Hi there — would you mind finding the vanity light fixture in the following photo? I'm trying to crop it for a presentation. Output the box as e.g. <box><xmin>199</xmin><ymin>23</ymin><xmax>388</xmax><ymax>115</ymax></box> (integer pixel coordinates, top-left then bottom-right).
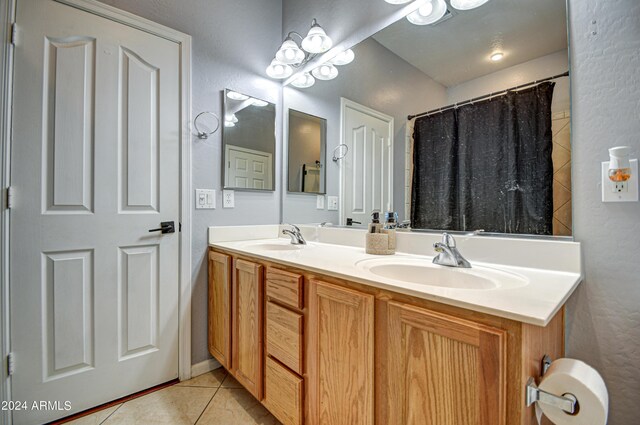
<box><xmin>268</xmin><ymin>19</ymin><xmax>355</xmax><ymax>88</ymax></box>
<box><xmin>384</xmin><ymin>0</ymin><xmax>412</xmax><ymax>4</ymax></box>
<box><xmin>311</xmin><ymin>63</ymin><xmax>339</xmax><ymax>81</ymax></box>
<box><xmin>301</xmin><ymin>19</ymin><xmax>333</xmax><ymax>54</ymax></box>
<box><xmin>407</xmin><ymin>0</ymin><xmax>447</xmax><ymax>25</ymax></box>
<box><xmin>450</xmin><ymin>0</ymin><xmax>491</xmax><ymax>10</ymax></box>
<box><xmin>250</xmin><ymin>98</ymin><xmax>269</xmax><ymax>107</ymax></box>
<box><xmin>329</xmin><ymin>49</ymin><xmax>355</xmax><ymax>66</ymax></box>
<box><xmin>275</xmin><ymin>38</ymin><xmax>306</xmax><ymax>64</ymax></box>
<box><xmin>224</xmin><ymin>120</ymin><xmax>235</xmax><ymax>128</ymax></box>
<box><xmin>266</xmin><ymin>59</ymin><xmax>293</xmax><ymax>79</ymax></box>
<box><xmin>490</xmin><ymin>52</ymin><xmax>504</xmax><ymax>62</ymax></box>
<box><xmin>291</xmin><ymin>72</ymin><xmax>316</xmax><ymax>88</ymax></box>
<box><xmin>226</xmin><ymin>90</ymin><xmax>250</xmax><ymax>101</ymax></box>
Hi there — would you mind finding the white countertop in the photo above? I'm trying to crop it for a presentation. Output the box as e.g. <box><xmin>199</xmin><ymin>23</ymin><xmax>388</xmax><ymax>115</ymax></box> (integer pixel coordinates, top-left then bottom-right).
<box><xmin>209</xmin><ymin>225</ymin><xmax>583</xmax><ymax>326</ymax></box>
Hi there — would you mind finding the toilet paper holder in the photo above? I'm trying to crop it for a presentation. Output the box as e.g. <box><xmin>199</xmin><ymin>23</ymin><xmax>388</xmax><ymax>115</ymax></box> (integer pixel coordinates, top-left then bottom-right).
<box><xmin>526</xmin><ymin>355</ymin><xmax>578</xmax><ymax>414</ymax></box>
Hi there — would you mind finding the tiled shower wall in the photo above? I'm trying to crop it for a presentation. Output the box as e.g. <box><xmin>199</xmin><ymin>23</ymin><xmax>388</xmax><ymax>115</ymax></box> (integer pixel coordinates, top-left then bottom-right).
<box><xmin>552</xmin><ymin>111</ymin><xmax>572</xmax><ymax>236</ymax></box>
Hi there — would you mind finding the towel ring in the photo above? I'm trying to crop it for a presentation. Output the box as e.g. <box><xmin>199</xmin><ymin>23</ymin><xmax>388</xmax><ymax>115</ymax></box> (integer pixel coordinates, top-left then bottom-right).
<box><xmin>332</xmin><ymin>144</ymin><xmax>349</xmax><ymax>162</ymax></box>
<box><xmin>194</xmin><ymin>111</ymin><xmax>220</xmax><ymax>139</ymax></box>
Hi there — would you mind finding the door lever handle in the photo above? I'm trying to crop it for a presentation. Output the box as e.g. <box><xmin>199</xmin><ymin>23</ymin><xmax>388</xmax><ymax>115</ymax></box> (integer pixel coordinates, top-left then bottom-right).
<box><xmin>148</xmin><ymin>221</ymin><xmax>175</xmax><ymax>234</ymax></box>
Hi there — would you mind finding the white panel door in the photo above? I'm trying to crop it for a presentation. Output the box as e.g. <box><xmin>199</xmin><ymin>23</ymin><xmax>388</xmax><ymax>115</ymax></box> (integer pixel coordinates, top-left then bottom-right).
<box><xmin>10</xmin><ymin>1</ymin><xmax>181</xmax><ymax>423</ymax></box>
<box><xmin>341</xmin><ymin>99</ymin><xmax>394</xmax><ymax>225</ymax></box>
<box><xmin>225</xmin><ymin>144</ymin><xmax>273</xmax><ymax>190</ymax></box>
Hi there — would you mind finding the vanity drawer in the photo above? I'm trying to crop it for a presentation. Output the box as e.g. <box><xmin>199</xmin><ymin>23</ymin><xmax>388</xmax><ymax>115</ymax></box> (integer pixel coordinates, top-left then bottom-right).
<box><xmin>263</xmin><ymin>356</ymin><xmax>303</xmax><ymax>425</ymax></box>
<box><xmin>266</xmin><ymin>301</ymin><xmax>303</xmax><ymax>374</ymax></box>
<box><xmin>266</xmin><ymin>268</ymin><xmax>303</xmax><ymax>310</ymax></box>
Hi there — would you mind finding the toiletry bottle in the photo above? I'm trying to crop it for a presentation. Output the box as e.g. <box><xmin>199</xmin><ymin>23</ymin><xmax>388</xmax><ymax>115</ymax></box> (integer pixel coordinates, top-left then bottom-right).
<box><xmin>366</xmin><ymin>210</ymin><xmax>391</xmax><ymax>255</ymax></box>
<box><xmin>383</xmin><ymin>211</ymin><xmax>397</xmax><ymax>254</ymax></box>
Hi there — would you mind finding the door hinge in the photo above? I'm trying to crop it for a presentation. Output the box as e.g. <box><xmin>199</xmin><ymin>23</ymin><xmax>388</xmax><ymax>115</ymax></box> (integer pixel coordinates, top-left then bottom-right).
<box><xmin>7</xmin><ymin>352</ymin><xmax>15</xmax><ymax>376</ymax></box>
<box><xmin>10</xmin><ymin>23</ymin><xmax>17</xmax><ymax>45</ymax></box>
<box><xmin>5</xmin><ymin>186</ymin><xmax>14</xmax><ymax>209</ymax></box>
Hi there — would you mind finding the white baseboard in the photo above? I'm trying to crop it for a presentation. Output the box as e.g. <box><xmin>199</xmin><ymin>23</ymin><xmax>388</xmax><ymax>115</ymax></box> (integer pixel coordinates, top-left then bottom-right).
<box><xmin>190</xmin><ymin>358</ymin><xmax>222</xmax><ymax>378</ymax></box>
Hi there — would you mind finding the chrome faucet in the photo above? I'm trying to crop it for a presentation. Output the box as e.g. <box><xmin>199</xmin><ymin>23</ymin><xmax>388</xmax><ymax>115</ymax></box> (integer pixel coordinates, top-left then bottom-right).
<box><xmin>282</xmin><ymin>224</ymin><xmax>306</xmax><ymax>245</ymax></box>
<box><xmin>433</xmin><ymin>233</ymin><xmax>471</xmax><ymax>268</ymax></box>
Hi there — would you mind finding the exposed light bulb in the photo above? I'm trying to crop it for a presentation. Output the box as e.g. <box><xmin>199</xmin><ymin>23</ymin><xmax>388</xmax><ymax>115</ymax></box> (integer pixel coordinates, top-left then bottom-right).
<box><xmin>330</xmin><ymin>49</ymin><xmax>355</xmax><ymax>66</ymax></box>
<box><xmin>311</xmin><ymin>63</ymin><xmax>338</xmax><ymax>80</ymax></box>
<box><xmin>250</xmin><ymin>98</ymin><xmax>269</xmax><ymax>107</ymax></box>
<box><xmin>407</xmin><ymin>0</ymin><xmax>447</xmax><ymax>25</ymax></box>
<box><xmin>450</xmin><ymin>0</ymin><xmax>491</xmax><ymax>11</ymax></box>
<box><xmin>291</xmin><ymin>72</ymin><xmax>316</xmax><ymax>88</ymax></box>
<box><xmin>301</xmin><ymin>20</ymin><xmax>333</xmax><ymax>53</ymax></box>
<box><xmin>226</xmin><ymin>90</ymin><xmax>249</xmax><ymax>101</ymax></box>
<box><xmin>275</xmin><ymin>38</ymin><xmax>305</xmax><ymax>65</ymax></box>
<box><xmin>224</xmin><ymin>121</ymin><xmax>235</xmax><ymax>128</ymax></box>
<box><xmin>266</xmin><ymin>59</ymin><xmax>293</xmax><ymax>79</ymax></box>
<box><xmin>418</xmin><ymin>2</ymin><xmax>434</xmax><ymax>16</ymax></box>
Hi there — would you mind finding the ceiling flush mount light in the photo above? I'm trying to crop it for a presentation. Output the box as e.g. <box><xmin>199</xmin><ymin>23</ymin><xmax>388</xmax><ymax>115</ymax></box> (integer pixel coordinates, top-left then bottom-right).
<box><xmin>490</xmin><ymin>52</ymin><xmax>504</xmax><ymax>62</ymax></box>
<box><xmin>266</xmin><ymin>59</ymin><xmax>293</xmax><ymax>79</ymax></box>
<box><xmin>301</xmin><ymin>19</ymin><xmax>333</xmax><ymax>54</ymax></box>
<box><xmin>407</xmin><ymin>0</ymin><xmax>447</xmax><ymax>25</ymax></box>
<box><xmin>275</xmin><ymin>38</ymin><xmax>305</xmax><ymax>65</ymax></box>
<box><xmin>226</xmin><ymin>90</ymin><xmax>249</xmax><ymax>101</ymax></box>
<box><xmin>291</xmin><ymin>72</ymin><xmax>316</xmax><ymax>88</ymax></box>
<box><xmin>330</xmin><ymin>49</ymin><xmax>355</xmax><ymax>66</ymax></box>
<box><xmin>450</xmin><ymin>0</ymin><xmax>491</xmax><ymax>11</ymax></box>
<box><xmin>312</xmin><ymin>63</ymin><xmax>338</xmax><ymax>81</ymax></box>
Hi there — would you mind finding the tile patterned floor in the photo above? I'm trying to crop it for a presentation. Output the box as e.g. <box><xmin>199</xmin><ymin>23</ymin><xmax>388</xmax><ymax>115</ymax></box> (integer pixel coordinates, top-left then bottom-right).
<box><xmin>67</xmin><ymin>370</ymin><xmax>281</xmax><ymax>425</ymax></box>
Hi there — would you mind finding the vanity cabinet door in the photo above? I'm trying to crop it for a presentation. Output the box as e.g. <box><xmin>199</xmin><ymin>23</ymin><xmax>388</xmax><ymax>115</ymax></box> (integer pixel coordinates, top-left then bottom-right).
<box><xmin>308</xmin><ymin>280</ymin><xmax>374</xmax><ymax>425</ymax></box>
<box><xmin>232</xmin><ymin>259</ymin><xmax>265</xmax><ymax>400</ymax></box>
<box><xmin>386</xmin><ymin>301</ymin><xmax>507</xmax><ymax>425</ymax></box>
<box><xmin>208</xmin><ymin>250</ymin><xmax>232</xmax><ymax>369</ymax></box>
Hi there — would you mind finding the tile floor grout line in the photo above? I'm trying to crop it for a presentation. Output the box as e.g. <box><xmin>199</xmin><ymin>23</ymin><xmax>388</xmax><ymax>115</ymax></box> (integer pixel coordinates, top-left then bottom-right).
<box><xmin>98</xmin><ymin>403</ymin><xmax>123</xmax><ymax>425</ymax></box>
<box><xmin>193</xmin><ymin>385</ymin><xmax>223</xmax><ymax>425</ymax></box>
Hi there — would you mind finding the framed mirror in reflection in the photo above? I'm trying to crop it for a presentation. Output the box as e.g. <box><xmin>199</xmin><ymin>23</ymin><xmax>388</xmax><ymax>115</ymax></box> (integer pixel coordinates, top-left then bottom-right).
<box><xmin>287</xmin><ymin>110</ymin><xmax>327</xmax><ymax>194</ymax></box>
<box><xmin>282</xmin><ymin>0</ymin><xmax>571</xmax><ymax>238</ymax></box>
<box><xmin>223</xmin><ymin>89</ymin><xmax>276</xmax><ymax>191</ymax></box>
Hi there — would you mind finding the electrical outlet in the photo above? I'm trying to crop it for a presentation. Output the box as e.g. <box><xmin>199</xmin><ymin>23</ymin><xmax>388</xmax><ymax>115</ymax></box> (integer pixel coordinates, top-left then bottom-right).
<box><xmin>327</xmin><ymin>196</ymin><xmax>338</xmax><ymax>211</ymax></box>
<box><xmin>602</xmin><ymin>160</ymin><xmax>639</xmax><ymax>202</ymax></box>
<box><xmin>223</xmin><ymin>190</ymin><xmax>235</xmax><ymax>208</ymax></box>
<box><xmin>316</xmin><ymin>195</ymin><xmax>325</xmax><ymax>209</ymax></box>
<box><xmin>195</xmin><ymin>189</ymin><xmax>215</xmax><ymax>209</ymax></box>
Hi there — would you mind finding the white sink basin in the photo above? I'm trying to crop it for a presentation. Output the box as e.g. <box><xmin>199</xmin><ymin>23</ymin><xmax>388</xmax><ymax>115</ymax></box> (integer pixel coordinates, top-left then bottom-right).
<box><xmin>355</xmin><ymin>257</ymin><xmax>528</xmax><ymax>290</ymax></box>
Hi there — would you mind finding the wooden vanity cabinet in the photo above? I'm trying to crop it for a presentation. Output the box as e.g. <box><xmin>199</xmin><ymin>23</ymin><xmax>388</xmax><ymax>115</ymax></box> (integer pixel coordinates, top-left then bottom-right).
<box><xmin>231</xmin><ymin>259</ymin><xmax>264</xmax><ymax>399</ymax></box>
<box><xmin>385</xmin><ymin>301</ymin><xmax>507</xmax><ymax>425</ymax></box>
<box><xmin>307</xmin><ymin>280</ymin><xmax>375</xmax><ymax>425</ymax></box>
<box><xmin>207</xmin><ymin>248</ymin><xmax>563</xmax><ymax>425</ymax></box>
<box><xmin>207</xmin><ymin>251</ymin><xmax>232</xmax><ymax>369</ymax></box>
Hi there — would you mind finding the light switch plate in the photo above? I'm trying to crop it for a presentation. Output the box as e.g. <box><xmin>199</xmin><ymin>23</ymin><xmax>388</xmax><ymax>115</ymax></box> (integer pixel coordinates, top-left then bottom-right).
<box><xmin>195</xmin><ymin>189</ymin><xmax>215</xmax><ymax>209</ymax></box>
<box><xmin>602</xmin><ymin>160</ymin><xmax>639</xmax><ymax>202</ymax></box>
<box><xmin>223</xmin><ymin>190</ymin><xmax>235</xmax><ymax>208</ymax></box>
<box><xmin>316</xmin><ymin>195</ymin><xmax>325</xmax><ymax>209</ymax></box>
<box><xmin>327</xmin><ymin>196</ymin><xmax>338</xmax><ymax>211</ymax></box>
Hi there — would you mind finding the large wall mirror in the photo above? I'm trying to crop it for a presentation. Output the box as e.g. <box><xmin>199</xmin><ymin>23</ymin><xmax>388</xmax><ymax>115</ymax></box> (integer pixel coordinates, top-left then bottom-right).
<box><xmin>223</xmin><ymin>89</ymin><xmax>276</xmax><ymax>191</ymax></box>
<box><xmin>282</xmin><ymin>0</ymin><xmax>571</xmax><ymax>237</ymax></box>
<box><xmin>287</xmin><ymin>109</ymin><xmax>327</xmax><ymax>194</ymax></box>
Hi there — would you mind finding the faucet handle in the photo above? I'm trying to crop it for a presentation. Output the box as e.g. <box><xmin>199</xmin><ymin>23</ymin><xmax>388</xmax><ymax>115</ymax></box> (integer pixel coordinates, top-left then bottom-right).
<box><xmin>442</xmin><ymin>232</ymin><xmax>456</xmax><ymax>247</ymax></box>
<box><xmin>286</xmin><ymin>223</ymin><xmax>301</xmax><ymax>233</ymax></box>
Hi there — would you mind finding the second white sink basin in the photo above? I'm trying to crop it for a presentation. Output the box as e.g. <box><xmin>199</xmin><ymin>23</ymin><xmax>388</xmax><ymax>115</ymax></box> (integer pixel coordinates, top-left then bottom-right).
<box><xmin>356</xmin><ymin>257</ymin><xmax>528</xmax><ymax>290</ymax></box>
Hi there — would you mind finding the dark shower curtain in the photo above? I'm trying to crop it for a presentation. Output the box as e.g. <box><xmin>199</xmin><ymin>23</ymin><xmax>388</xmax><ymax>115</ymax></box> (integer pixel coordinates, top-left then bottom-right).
<box><xmin>411</xmin><ymin>82</ymin><xmax>555</xmax><ymax>235</ymax></box>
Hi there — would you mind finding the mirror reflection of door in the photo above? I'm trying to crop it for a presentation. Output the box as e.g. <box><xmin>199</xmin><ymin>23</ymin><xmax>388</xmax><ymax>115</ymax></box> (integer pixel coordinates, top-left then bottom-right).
<box><xmin>223</xmin><ymin>89</ymin><xmax>276</xmax><ymax>191</ymax></box>
<box><xmin>287</xmin><ymin>109</ymin><xmax>327</xmax><ymax>194</ymax></box>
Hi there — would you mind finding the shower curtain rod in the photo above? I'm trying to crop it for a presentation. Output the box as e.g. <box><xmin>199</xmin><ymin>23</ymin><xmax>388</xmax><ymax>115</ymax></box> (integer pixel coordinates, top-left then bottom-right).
<box><xmin>407</xmin><ymin>71</ymin><xmax>570</xmax><ymax>121</ymax></box>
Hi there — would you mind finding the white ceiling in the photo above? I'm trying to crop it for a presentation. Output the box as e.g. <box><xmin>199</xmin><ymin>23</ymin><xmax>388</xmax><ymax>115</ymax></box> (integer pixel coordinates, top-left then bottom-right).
<box><xmin>372</xmin><ymin>0</ymin><xmax>568</xmax><ymax>87</ymax></box>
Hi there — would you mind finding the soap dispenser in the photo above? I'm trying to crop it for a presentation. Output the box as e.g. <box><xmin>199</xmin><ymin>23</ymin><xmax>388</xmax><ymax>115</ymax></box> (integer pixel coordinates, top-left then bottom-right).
<box><xmin>366</xmin><ymin>210</ymin><xmax>393</xmax><ymax>255</ymax></box>
<box><xmin>382</xmin><ymin>211</ymin><xmax>397</xmax><ymax>254</ymax></box>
